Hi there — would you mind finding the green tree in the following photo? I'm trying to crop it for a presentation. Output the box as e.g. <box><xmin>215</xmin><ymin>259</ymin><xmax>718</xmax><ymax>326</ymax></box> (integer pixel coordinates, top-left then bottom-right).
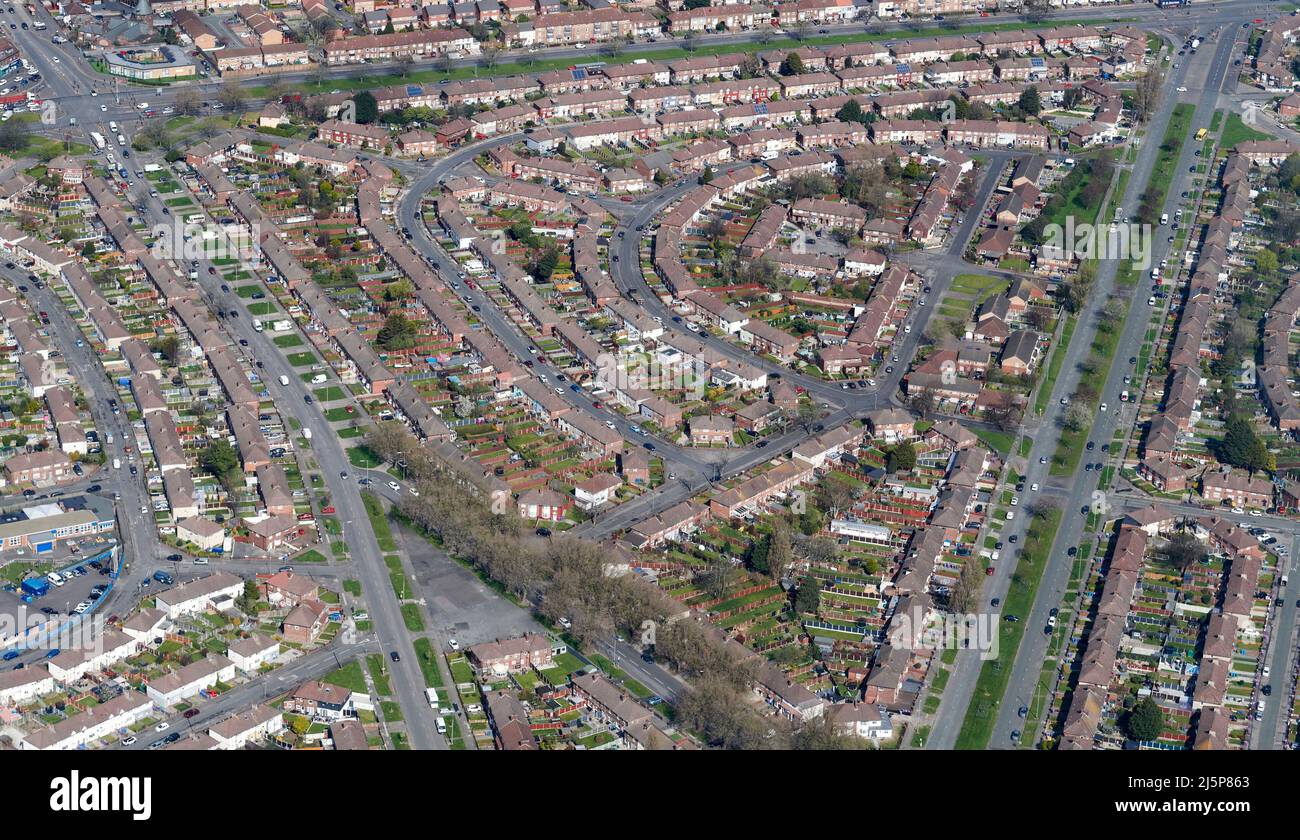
<box><xmin>837</xmin><ymin>99</ymin><xmax>867</xmax><ymax>126</ymax></box>
<box><xmin>1124</xmin><ymin>696</ymin><xmax>1164</xmax><ymax>742</ymax></box>
<box><xmin>376</xmin><ymin>312</ymin><xmax>417</xmax><ymax>350</ymax></box>
<box><xmin>886</xmin><ymin>442</ymin><xmax>917</xmax><ymax>473</ymax></box>
<box><xmin>1256</xmin><ymin>249</ymin><xmax>1279</xmax><ymax>276</ymax></box>
<box><xmin>794</xmin><ymin>578</ymin><xmax>820</xmax><ymax>614</ymax></box>
<box><xmin>200</xmin><ymin>439</ymin><xmax>241</xmax><ymax>494</ymax></box>
<box><xmin>1219</xmin><ymin>414</ymin><xmax>1274</xmax><ymax>475</ymax></box>
<box><xmin>779</xmin><ymin>52</ymin><xmax>805</xmax><ymax>76</ymax></box>
<box><xmin>353</xmin><ymin>91</ymin><xmax>379</xmax><ymax>125</ymax></box>
<box><xmin>1018</xmin><ymin>85</ymin><xmax>1041</xmax><ymax>117</ymax></box>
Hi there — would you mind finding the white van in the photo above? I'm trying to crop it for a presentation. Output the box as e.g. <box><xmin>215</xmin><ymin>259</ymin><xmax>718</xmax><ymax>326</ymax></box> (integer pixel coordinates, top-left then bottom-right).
<box><xmin>278</xmin><ymin>375</ymin><xmax>289</xmax><ymax>387</ymax></box>
<box><xmin>47</xmin><ymin>572</ymin><xmax>64</xmax><ymax>587</ymax></box>
<box><xmin>302</xmin><ymin>428</ymin><xmax>313</xmax><ymax>440</ymax></box>
<box><xmin>310</xmin><ymin>373</ymin><xmax>327</xmax><ymax>384</ymax></box>
<box><xmin>1160</xmin><ymin>213</ymin><xmax>1169</xmax><ymax>225</ymax></box>
<box><xmin>425</xmin><ymin>687</ymin><xmax>440</xmax><ymax>709</ymax></box>
<box><xmin>108</xmin><ymin>120</ymin><xmax>118</xmax><ymax>132</ymax></box>
<box><xmin>435</xmin><ymin>718</ymin><xmax>447</xmax><ymax>735</ymax></box>
<box><xmin>113</xmin><ymin>457</ymin><xmax>121</xmax><ymax>470</ymax></box>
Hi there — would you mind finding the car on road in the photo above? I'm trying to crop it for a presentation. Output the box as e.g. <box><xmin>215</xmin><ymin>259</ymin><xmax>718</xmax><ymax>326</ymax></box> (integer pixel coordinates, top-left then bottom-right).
<box><xmin>389</xmin><ymin>650</ymin><xmax>400</xmax><ymax>662</ymax></box>
<box><xmin>184</xmin><ymin>708</ymin><xmax>200</xmax><ymax>718</ymax></box>
<box><xmin>1018</xmin><ymin>706</ymin><xmax>1028</xmax><ymax>718</ymax></box>
<box><xmin>149</xmin><ymin>739</ymin><xmax>164</xmax><ymax>749</ymax></box>
<box><xmin>388</xmin><ymin>481</ymin><xmax>400</xmax><ymax>492</ymax></box>
<box><xmin>121</xmin><ymin>736</ymin><xmax>137</xmax><ymax>746</ymax></box>
<box><xmin>155</xmin><ymin>721</ymin><xmax>169</xmax><ymax>732</ymax></box>
<box><xmin>448</xmin><ymin>639</ymin><xmax>460</xmax><ymax>650</ymax></box>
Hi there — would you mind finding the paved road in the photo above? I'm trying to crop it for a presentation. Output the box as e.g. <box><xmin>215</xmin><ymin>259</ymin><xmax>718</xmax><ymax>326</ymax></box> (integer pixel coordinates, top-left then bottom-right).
<box><xmin>121</xmin><ymin>637</ymin><xmax>378</xmax><ymax>750</ymax></box>
<box><xmin>981</xmin><ymin>23</ymin><xmax>1249</xmax><ymax>750</ymax></box>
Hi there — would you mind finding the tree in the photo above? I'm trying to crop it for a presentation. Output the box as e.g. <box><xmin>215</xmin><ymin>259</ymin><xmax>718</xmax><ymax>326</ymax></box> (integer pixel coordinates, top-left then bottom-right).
<box><xmin>482</xmin><ymin>44</ymin><xmax>503</xmax><ymax>69</ymax></box>
<box><xmin>779</xmin><ymin>52</ymin><xmax>805</xmax><ymax>76</ymax></box>
<box><xmin>0</xmin><ymin>118</ymin><xmax>28</xmax><ymax>152</ymax></box>
<box><xmin>1256</xmin><ymin>249</ymin><xmax>1279</xmax><ymax>276</ymax></box>
<box><xmin>793</xmin><ymin>578</ymin><xmax>820</xmax><ymax>614</ymax></box>
<box><xmin>1162</xmin><ymin>532</ymin><xmax>1206</xmax><ymax>572</ymax></box>
<box><xmin>837</xmin><ymin>98</ymin><xmax>868</xmax><ymax>126</ymax></box>
<box><xmin>767</xmin><ymin>518</ymin><xmax>794</xmax><ymax>581</ymax></box>
<box><xmin>1133</xmin><ymin>66</ymin><xmax>1165</xmax><ymax>124</ymax></box>
<box><xmin>376</xmin><ymin>312</ymin><xmax>417</xmax><ymax>350</ymax></box>
<box><xmin>217</xmin><ymin>82</ymin><xmax>247</xmax><ymax>112</ymax></box>
<box><xmin>1218</xmin><ymin>414</ymin><xmax>1274</xmax><ymax>475</ymax></box>
<box><xmin>174</xmin><ymin>88</ymin><xmax>203</xmax><ymax>116</ymax></box>
<box><xmin>1018</xmin><ymin>85</ymin><xmax>1041</xmax><ymax>117</ymax></box>
<box><xmin>200</xmin><ymin>439</ymin><xmax>241</xmax><ymax>494</ymax></box>
<box><xmin>1124</xmin><ymin>696</ymin><xmax>1164</xmax><ymax>742</ymax></box>
<box><xmin>885</xmin><ymin>442</ymin><xmax>917</xmax><ymax>473</ymax></box>
<box><xmin>353</xmin><ymin>91</ymin><xmax>379</xmax><ymax>124</ymax></box>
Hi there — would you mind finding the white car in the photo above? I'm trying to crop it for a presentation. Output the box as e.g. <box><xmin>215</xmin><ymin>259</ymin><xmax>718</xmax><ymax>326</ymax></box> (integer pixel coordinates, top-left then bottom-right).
<box><xmin>100</xmin><ymin>104</ymin><xmax>107</xmax><ymax>112</ymax></box>
<box><xmin>1010</xmin><ymin>497</ymin><xmax>1019</xmax><ymax>506</ymax></box>
<box><xmin>121</xmin><ymin>736</ymin><xmax>136</xmax><ymax>746</ymax></box>
<box><xmin>1030</xmin><ymin>483</ymin><xmax>1039</xmax><ymax>492</ymax></box>
<box><xmin>136</xmin><ymin>102</ymin><xmax>148</xmax><ymax>110</ymax></box>
<box><xmin>155</xmin><ymin>722</ymin><xmax>169</xmax><ymax>732</ymax></box>
<box><xmin>1177</xmin><ymin>86</ymin><xmax>1188</xmax><ymax>92</ymax></box>
<box><xmin>1250</xmin><ymin>510</ymin><xmax>1263</xmax><ymax>517</ymax></box>
<box><xmin>605</xmin><ymin>420</ymin><xmax>616</xmax><ymax>429</ymax></box>
<box><xmin>408</xmin><ymin>486</ymin><xmax>420</xmax><ymax>497</ymax></box>
<box><xmin>1099</xmin><ymin>403</ymin><xmax>1108</xmax><ymax>412</ymax></box>
<box><xmin>388</xmin><ymin>480</ymin><xmax>400</xmax><ymax>492</ymax></box>
<box><xmin>448</xmin><ymin>638</ymin><xmax>460</xmax><ymax>650</ymax></box>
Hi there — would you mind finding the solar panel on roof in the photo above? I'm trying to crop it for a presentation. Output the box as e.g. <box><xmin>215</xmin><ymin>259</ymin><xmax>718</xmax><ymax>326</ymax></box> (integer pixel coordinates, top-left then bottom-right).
<box><xmin>572</xmin><ymin>68</ymin><xmax>586</xmax><ymax>80</ymax></box>
<box><xmin>755</xmin><ymin>102</ymin><xmax>768</xmax><ymax>114</ymax></box>
<box><xmin>407</xmin><ymin>85</ymin><xmax>422</xmax><ymax>96</ymax></box>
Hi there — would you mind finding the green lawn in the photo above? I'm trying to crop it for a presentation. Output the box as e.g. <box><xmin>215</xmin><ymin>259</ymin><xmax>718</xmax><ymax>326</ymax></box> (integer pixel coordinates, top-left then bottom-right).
<box><xmin>314</xmin><ymin>386</ymin><xmax>347</xmax><ymax>402</ymax></box>
<box><xmin>324</xmin><ymin>660</ymin><xmax>367</xmax><ymax>694</ymax></box>
<box><xmin>955</xmin><ymin>506</ymin><xmax>1063</xmax><ymax>749</ymax></box>
<box><xmin>1220</xmin><ymin>111</ymin><xmax>1270</xmax><ymax>149</ymax></box>
<box><xmin>273</xmin><ymin>334</ymin><xmax>304</xmax><ymax>348</ymax></box>
<box><xmin>286</xmin><ymin>352</ymin><xmax>318</xmax><ymax>367</ymax></box>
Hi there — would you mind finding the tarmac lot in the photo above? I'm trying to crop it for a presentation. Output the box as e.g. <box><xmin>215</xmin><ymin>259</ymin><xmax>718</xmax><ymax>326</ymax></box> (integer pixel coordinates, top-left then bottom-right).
<box><xmin>398</xmin><ymin>523</ymin><xmax>546</xmax><ymax>648</ymax></box>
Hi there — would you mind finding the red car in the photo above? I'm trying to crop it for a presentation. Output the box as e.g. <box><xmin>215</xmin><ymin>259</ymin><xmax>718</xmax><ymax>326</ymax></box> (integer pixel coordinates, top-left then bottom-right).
<box><xmin>322</xmin><ymin>506</ymin><xmax>336</xmax><ymax>514</ymax></box>
<box><xmin>183</xmin><ymin>708</ymin><xmax>200</xmax><ymax>719</ymax></box>
<box><xmin>985</xmin><ymin>567</ymin><xmax>995</xmax><ymax>576</ymax></box>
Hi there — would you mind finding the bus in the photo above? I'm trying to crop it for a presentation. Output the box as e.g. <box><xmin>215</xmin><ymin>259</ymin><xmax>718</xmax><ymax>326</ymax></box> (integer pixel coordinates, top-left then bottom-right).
<box><xmin>1194</xmin><ymin>128</ymin><xmax>1208</xmax><ymax>141</ymax></box>
<box><xmin>89</xmin><ymin>131</ymin><xmax>105</xmax><ymax>150</ymax></box>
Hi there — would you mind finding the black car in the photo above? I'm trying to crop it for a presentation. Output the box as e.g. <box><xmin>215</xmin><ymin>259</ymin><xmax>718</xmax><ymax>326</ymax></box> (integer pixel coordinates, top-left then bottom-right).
<box><xmin>1086</xmin><ymin>441</ymin><xmax>1095</xmax><ymax>451</ymax></box>
<box><xmin>1004</xmin><ymin>615</ymin><xmax>1020</xmax><ymax>623</ymax></box>
<box><xmin>389</xmin><ymin>651</ymin><xmax>401</xmax><ymax>662</ymax></box>
<box><xmin>1263</xmin><ymin>684</ymin><xmax>1273</xmax><ymax>696</ymax></box>
<box><xmin>1129</xmin><ymin>357</ymin><xmax>1137</xmax><ymax>365</ymax></box>
<box><xmin>1008</xmin><ymin>535</ymin><xmax>1018</xmax><ymax>544</ymax></box>
<box><xmin>165</xmin><ymin>732</ymin><xmax>180</xmax><ymax>743</ymax></box>
<box><xmin>755</xmin><ymin>440</ymin><xmax>768</xmax><ymax>448</ymax></box>
<box><xmin>536</xmin><ymin>527</ymin><xmax>551</xmax><ymax>537</ymax></box>
<box><xmin>86</xmin><ymin>484</ymin><xmax>101</xmax><ymax>493</ymax></box>
<box><xmin>304</xmin><ymin>395</ymin><xmax>313</xmax><ymax>404</ymax></box>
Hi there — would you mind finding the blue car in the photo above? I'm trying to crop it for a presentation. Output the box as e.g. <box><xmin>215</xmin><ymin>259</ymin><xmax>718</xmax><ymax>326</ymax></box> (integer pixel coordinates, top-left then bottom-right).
<box><xmin>2</xmin><ymin>650</ymin><xmax>19</xmax><ymax>661</ymax></box>
<box><xmin>45</xmin><ymin>649</ymin><xmax>59</xmax><ymax>659</ymax></box>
